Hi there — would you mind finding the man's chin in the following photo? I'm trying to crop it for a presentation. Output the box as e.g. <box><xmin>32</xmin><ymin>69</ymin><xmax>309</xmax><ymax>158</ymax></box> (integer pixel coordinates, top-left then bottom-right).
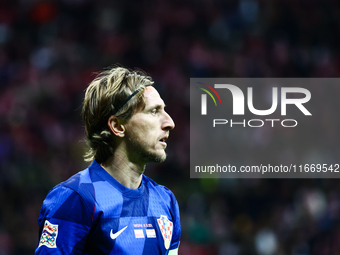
<box><xmin>153</xmin><ymin>155</ymin><xmax>166</xmax><ymax>163</ymax></box>
<box><xmin>145</xmin><ymin>151</ymin><xmax>167</xmax><ymax>163</ymax></box>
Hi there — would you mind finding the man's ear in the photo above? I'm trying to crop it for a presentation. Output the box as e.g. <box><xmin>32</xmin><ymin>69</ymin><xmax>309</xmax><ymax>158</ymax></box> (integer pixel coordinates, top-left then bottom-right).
<box><xmin>108</xmin><ymin>116</ymin><xmax>125</xmax><ymax>137</ymax></box>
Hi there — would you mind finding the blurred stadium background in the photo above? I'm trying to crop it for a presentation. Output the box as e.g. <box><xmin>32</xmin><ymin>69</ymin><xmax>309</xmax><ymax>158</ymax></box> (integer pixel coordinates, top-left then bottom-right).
<box><xmin>1</xmin><ymin>0</ymin><xmax>340</xmax><ymax>254</ymax></box>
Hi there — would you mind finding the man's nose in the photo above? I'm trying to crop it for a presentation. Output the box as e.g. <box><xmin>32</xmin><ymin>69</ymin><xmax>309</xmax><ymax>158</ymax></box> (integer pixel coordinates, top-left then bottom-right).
<box><xmin>162</xmin><ymin>111</ymin><xmax>175</xmax><ymax>131</ymax></box>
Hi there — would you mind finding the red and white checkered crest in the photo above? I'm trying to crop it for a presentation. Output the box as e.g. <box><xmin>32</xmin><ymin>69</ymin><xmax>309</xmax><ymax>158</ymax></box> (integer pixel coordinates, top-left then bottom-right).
<box><xmin>157</xmin><ymin>215</ymin><xmax>173</xmax><ymax>249</ymax></box>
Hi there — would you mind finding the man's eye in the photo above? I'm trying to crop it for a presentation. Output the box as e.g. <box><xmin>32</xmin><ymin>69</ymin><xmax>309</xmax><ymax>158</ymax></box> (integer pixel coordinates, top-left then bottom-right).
<box><xmin>151</xmin><ymin>109</ymin><xmax>159</xmax><ymax>115</ymax></box>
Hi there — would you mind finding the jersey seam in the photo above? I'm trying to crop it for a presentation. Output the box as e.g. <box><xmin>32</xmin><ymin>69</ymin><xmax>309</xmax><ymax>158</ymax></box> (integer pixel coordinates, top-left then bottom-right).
<box><xmin>60</xmin><ymin>184</ymin><xmax>95</xmax><ymax>222</ymax></box>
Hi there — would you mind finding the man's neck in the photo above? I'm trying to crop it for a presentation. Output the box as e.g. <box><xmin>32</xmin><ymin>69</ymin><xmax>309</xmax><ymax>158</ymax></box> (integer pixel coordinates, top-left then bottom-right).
<box><xmin>100</xmin><ymin>151</ymin><xmax>145</xmax><ymax>189</ymax></box>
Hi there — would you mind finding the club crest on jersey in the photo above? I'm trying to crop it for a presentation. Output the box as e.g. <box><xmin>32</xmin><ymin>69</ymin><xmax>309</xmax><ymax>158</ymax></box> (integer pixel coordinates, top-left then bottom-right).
<box><xmin>157</xmin><ymin>215</ymin><xmax>173</xmax><ymax>249</ymax></box>
<box><xmin>38</xmin><ymin>220</ymin><xmax>58</xmax><ymax>248</ymax></box>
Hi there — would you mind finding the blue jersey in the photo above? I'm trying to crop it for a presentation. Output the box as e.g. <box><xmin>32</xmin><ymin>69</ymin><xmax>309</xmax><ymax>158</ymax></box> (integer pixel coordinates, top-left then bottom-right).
<box><xmin>35</xmin><ymin>160</ymin><xmax>181</xmax><ymax>255</ymax></box>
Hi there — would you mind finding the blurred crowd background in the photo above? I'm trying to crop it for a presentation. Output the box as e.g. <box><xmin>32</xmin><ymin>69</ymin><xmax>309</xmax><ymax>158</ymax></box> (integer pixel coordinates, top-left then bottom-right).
<box><xmin>1</xmin><ymin>0</ymin><xmax>340</xmax><ymax>254</ymax></box>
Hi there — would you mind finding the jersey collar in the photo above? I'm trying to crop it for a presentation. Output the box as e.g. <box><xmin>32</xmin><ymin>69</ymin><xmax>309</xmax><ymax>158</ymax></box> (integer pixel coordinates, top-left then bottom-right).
<box><xmin>89</xmin><ymin>160</ymin><xmax>145</xmax><ymax>198</ymax></box>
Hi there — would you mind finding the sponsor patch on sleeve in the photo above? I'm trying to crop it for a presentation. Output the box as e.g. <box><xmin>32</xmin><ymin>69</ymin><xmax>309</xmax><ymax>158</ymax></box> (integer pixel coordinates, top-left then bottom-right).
<box><xmin>38</xmin><ymin>220</ymin><xmax>58</xmax><ymax>248</ymax></box>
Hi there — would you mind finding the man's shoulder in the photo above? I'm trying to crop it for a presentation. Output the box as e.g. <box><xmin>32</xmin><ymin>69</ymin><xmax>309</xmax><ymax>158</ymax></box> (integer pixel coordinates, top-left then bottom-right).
<box><xmin>45</xmin><ymin>166</ymin><xmax>95</xmax><ymax>206</ymax></box>
<box><xmin>143</xmin><ymin>175</ymin><xmax>166</xmax><ymax>190</ymax></box>
<box><xmin>143</xmin><ymin>175</ymin><xmax>177</xmax><ymax>203</ymax></box>
<box><xmin>38</xmin><ymin>167</ymin><xmax>96</xmax><ymax>222</ymax></box>
<box><xmin>61</xmin><ymin>168</ymin><xmax>92</xmax><ymax>192</ymax></box>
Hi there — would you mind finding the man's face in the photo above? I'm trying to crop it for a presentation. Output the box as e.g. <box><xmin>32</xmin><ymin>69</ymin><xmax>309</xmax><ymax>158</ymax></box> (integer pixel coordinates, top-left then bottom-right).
<box><xmin>124</xmin><ymin>86</ymin><xmax>175</xmax><ymax>164</ymax></box>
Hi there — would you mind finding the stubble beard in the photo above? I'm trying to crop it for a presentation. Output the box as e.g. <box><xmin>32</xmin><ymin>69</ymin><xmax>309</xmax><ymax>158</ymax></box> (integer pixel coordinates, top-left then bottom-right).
<box><xmin>127</xmin><ymin>137</ymin><xmax>167</xmax><ymax>164</ymax></box>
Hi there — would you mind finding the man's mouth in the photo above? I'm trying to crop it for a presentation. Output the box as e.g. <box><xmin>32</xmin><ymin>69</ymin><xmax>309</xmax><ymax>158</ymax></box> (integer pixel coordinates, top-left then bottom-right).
<box><xmin>159</xmin><ymin>136</ymin><xmax>168</xmax><ymax>147</ymax></box>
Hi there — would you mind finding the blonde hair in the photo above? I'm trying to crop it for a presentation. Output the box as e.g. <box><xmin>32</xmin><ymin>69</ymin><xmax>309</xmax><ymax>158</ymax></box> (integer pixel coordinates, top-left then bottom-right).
<box><xmin>82</xmin><ymin>66</ymin><xmax>154</xmax><ymax>163</ymax></box>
